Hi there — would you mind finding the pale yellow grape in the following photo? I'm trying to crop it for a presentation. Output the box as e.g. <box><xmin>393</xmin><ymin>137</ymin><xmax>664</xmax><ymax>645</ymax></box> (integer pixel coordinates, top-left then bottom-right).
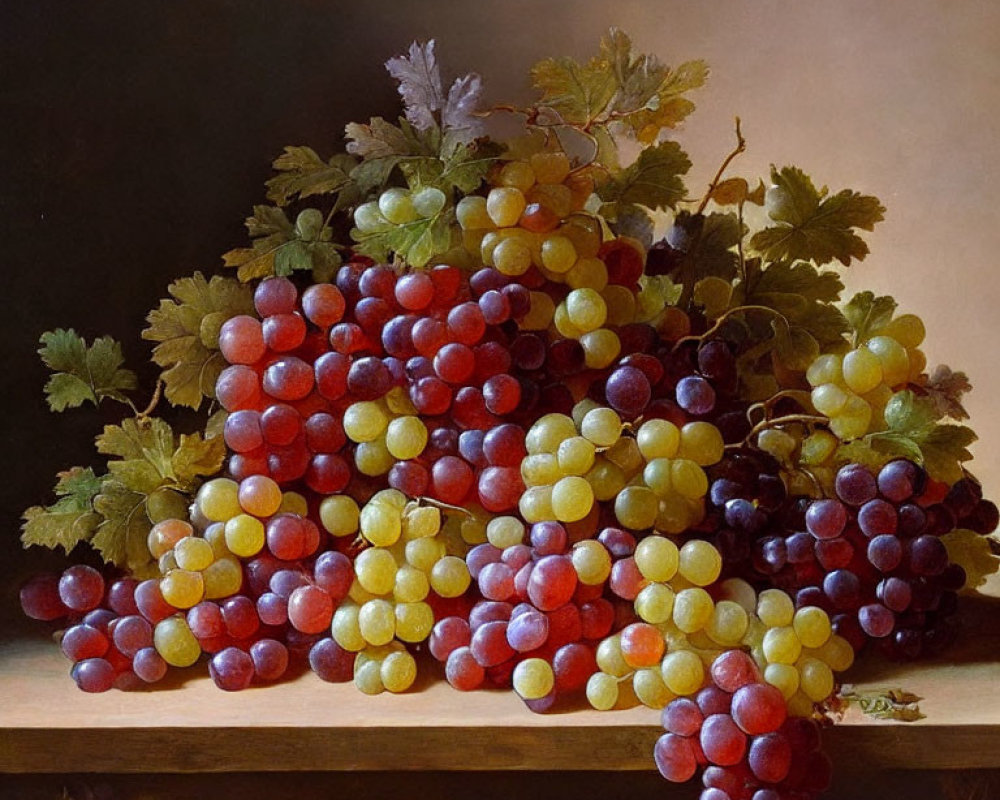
<box><xmin>158</xmin><ymin>551</ymin><xmax>178</xmax><ymax>575</ymax></box>
<box><xmin>360</xmin><ymin>502</ymin><xmax>402</xmax><ymax>547</ymax></box>
<box><xmin>866</xmin><ymin>335</ymin><xmax>910</xmax><ymax>386</ymax></box>
<box><xmin>331</xmin><ymin>603</ymin><xmax>366</xmax><ymax>651</ymax></box>
<box><xmin>486</xmin><ymin>516</ymin><xmax>525</xmax><ymax>549</ymax></box>
<box><xmin>519</xmin><ymin>485</ymin><xmax>555</xmax><ymax>523</ymax></box>
<box><xmin>409</xmin><ymin>185</ymin><xmax>446</xmax><ymax>217</ymax></box>
<box><xmin>799</xmin><ymin>430</ymin><xmax>839</xmax><ymax>465</ymax></box>
<box><xmin>637</xmin><ymin>419</ymin><xmax>681</xmax><ymax>460</ymax></box>
<box><xmin>765</xmin><ymin>663</ymin><xmax>800</xmax><ymax>699</ymax></box>
<box><xmin>883</xmin><ymin>313</ymin><xmax>925</xmax><ymax>348</ymax></box>
<box><xmin>670</xmin><ymin>459</ymin><xmax>709</xmax><ymax>500</ymax></box>
<box><xmin>354</xmin><ymin>658</ymin><xmax>385</xmax><ymax>695</ymax></box>
<box><xmin>160</xmin><ymin>569</ymin><xmax>204</xmax><ymax>609</ymax></box>
<box><xmin>634</xmin><ymin>535</ymin><xmax>679</xmax><ymax>582</ymax></box>
<box><xmin>678</xmin><ymin>422</ymin><xmax>724</xmax><ymax>466</ymax></box>
<box><xmin>429</xmin><ymin>556</ymin><xmax>471</xmax><ymax>598</ymax></box>
<box><xmin>486</xmin><ymin>187</ymin><xmax>526</xmax><ymax>227</ymax></box>
<box><xmin>456</xmin><ymin>195</ymin><xmax>493</xmax><ymax>230</ymax></box>
<box><xmin>605</xmin><ymin>437</ymin><xmax>643</xmax><ymax>473</ymax></box>
<box><xmin>762</xmin><ymin>626</ymin><xmax>802</xmax><ymax>665</ymax></box>
<box><xmin>551</xmin><ymin>476</ymin><xmax>594</xmax><ymax>523</ymax></box>
<box><xmin>566</xmin><ymin>256</ymin><xmax>608</xmax><ymax>291</ymax></box>
<box><xmin>842</xmin><ymin>347</ymin><xmax>883</xmax><ymax>394</ymax></box>
<box><xmin>378</xmin><ymin>188</ymin><xmax>418</xmax><ymax>224</ymax></box>
<box><xmin>580</xmin><ymin>328</ymin><xmax>621</xmax><ymax>369</ymax></box>
<box><xmin>798</xmin><ymin>657</ymin><xmax>835</xmax><ymax>702</ymax></box>
<box><xmin>634</xmin><ymin>668</ymin><xmax>673</xmax><ymax>709</ymax></box>
<box><xmin>521</xmin><ymin>454</ymin><xmax>561</xmax><ymax>486</ymax></box>
<box><xmin>706</xmin><ymin>600</ymin><xmax>749</xmax><ymax>645</ymax></box>
<box><xmin>830</xmin><ymin>394</ymin><xmax>872</xmax><ymax>440</ymax></box>
<box><xmin>520</xmin><ymin>291</ymin><xmax>556</xmax><ymax>330</ymax></box>
<box><xmin>757</xmin><ymin>429</ymin><xmax>797</xmax><ymax>462</ymax></box>
<box><xmin>387</xmin><ymin>386</ymin><xmax>417</xmax><ymax>415</ymax></box>
<box><xmin>792</xmin><ymin>606</ymin><xmax>832</xmax><ymax>649</ymax></box>
<box><xmin>479</xmin><ymin>230</ymin><xmax>503</xmax><ymax>266</ymax></box>
<box><xmin>757</xmin><ymin>589</ymin><xmax>795</xmax><ymax>628</ymax></box>
<box><xmin>459</xmin><ymin>514</ymin><xmax>488</xmax><ymax>545</ymax></box>
<box><xmin>643</xmin><ymin>458</ymin><xmax>673</xmax><ymax>496</ymax></box>
<box><xmin>512</xmin><ymin>658</ymin><xmax>555</xmax><ymax>700</ymax></box>
<box><xmin>580</xmin><ymin>407</ymin><xmax>621</xmax><ymax>447</ymax></box>
<box><xmin>319</xmin><ymin>495</ymin><xmax>360</xmax><ymax>537</ymax></box>
<box><xmin>493</xmin><ymin>236</ymin><xmax>533</xmax><ymax>276</ymax></box>
<box><xmin>224</xmin><ymin>514</ymin><xmax>265</xmax><ymax>558</ymax></box>
<box><xmin>393</xmin><ymin>564</ymin><xmax>430</xmax><ymax>603</ymax></box>
<box><xmin>586</xmin><ymin>672</ymin><xmax>620</xmax><ymax>710</ymax></box>
<box><xmin>526</xmin><ymin>413</ymin><xmax>577</xmax><ymax>454</ymax></box>
<box><xmin>811</xmin><ymin>383</ymin><xmax>850</xmax><ymax>417</ymax></box>
<box><xmin>197</xmin><ymin>478</ymin><xmax>241</xmax><ymax>523</ymax></box>
<box><xmin>811</xmin><ymin>634</ymin><xmax>855</xmax><ymax>672</ymax></box>
<box><xmin>529</xmin><ymin>151</ymin><xmax>571</xmax><ymax>184</ymax></box>
<box><xmin>385</xmin><ymin>416</ymin><xmax>428</xmax><ymax>460</ymax></box>
<box><xmin>173</xmin><ymin>537</ymin><xmax>214</xmax><ymax>573</ymax></box>
<box><xmin>806</xmin><ymin>353</ymin><xmax>843</xmax><ymax>387</ymax></box>
<box><xmin>374</xmin><ymin>650</ymin><xmax>415</xmax><ymax>694</ymax></box>
<box><xmin>786</xmin><ymin>691</ymin><xmax>816</xmax><ymax>718</ymax></box>
<box><xmin>585</xmin><ymin>458</ymin><xmax>626</xmax><ymax>502</ymax></box>
<box><xmin>565</xmin><ymin>288</ymin><xmax>607</xmax><ymax>332</ymax></box>
<box><xmin>401</xmin><ymin>505</ymin><xmax>440</xmax><ymax>540</ymax></box>
<box><xmin>499</xmin><ymin>160</ymin><xmax>536</xmax><ymax>192</ymax></box>
<box><xmin>602</xmin><ymin>285</ymin><xmax>637</xmax><ymax>327</ymax></box>
<box><xmin>202</xmin><ymin>557</ymin><xmax>242</xmax><ymax>599</ymax></box>
<box><xmin>354</xmin><ymin>439</ymin><xmax>395</xmax><ymax>476</ymax></box>
<box><xmin>553</xmin><ymin>303</ymin><xmax>585</xmax><ymax>339</ymax></box>
<box><xmin>556</xmin><ymin>437</ymin><xmax>596</xmax><ymax>476</ymax></box>
<box><xmin>279</xmin><ymin>491</ymin><xmax>309</xmax><ymax>516</ymax></box>
<box><xmin>394</xmin><ymin>602</ymin><xmax>434</xmax><ymax>643</ymax></box>
<box><xmin>355</xmin><ymin>548</ymin><xmax>398</xmax><ymax>596</ymax></box>
<box><xmin>540</xmin><ymin>235</ymin><xmax>577</xmax><ymax>273</ymax></box>
<box><xmin>572</xmin><ymin>398</ymin><xmax>601</xmax><ymax>427</ymax></box>
<box><xmin>716</xmin><ymin>577</ymin><xmax>757</xmax><ymax>614</ymax></box>
<box><xmin>595</xmin><ymin>635</ymin><xmax>630</xmax><ymax>677</ymax></box>
<box><xmin>153</xmin><ymin>616</ymin><xmax>201</xmax><ymax>667</ymax></box>
<box><xmin>678</xmin><ymin>540</ymin><xmax>722</xmax><ymax>587</ymax></box>
<box><xmin>657</xmin><ymin>493</ymin><xmax>704</xmax><ymax>535</ymax></box>
<box><xmin>614</xmin><ymin>485</ymin><xmax>659</xmax><ymax>531</ymax></box>
<box><xmin>635</xmin><ymin>583</ymin><xmax>675</xmax><ymax>624</ymax></box>
<box><xmin>673</xmin><ymin>588</ymin><xmax>714</xmax><ymax>634</ymax></box>
<box><xmin>358</xmin><ymin>599</ymin><xmax>396</xmax><ymax>646</ymax></box>
<box><xmin>343</xmin><ymin>402</ymin><xmax>389</xmax><ymax>443</ymax></box>
<box><xmin>660</xmin><ymin>649</ymin><xmax>705</xmax><ymax>696</ymax></box>
<box><xmin>571</xmin><ymin>540</ymin><xmax>612</xmax><ymax>585</ymax></box>
<box><xmin>203</xmin><ymin>525</ymin><xmax>231</xmax><ymax>560</ymax></box>
<box><xmin>348</xmin><ymin>578</ymin><xmax>376</xmax><ymax>605</ymax></box>
<box><xmin>404</xmin><ymin>535</ymin><xmax>447</xmax><ymax>572</ymax></box>
<box><xmin>354</xmin><ymin>201</ymin><xmax>390</xmax><ymax>232</ymax></box>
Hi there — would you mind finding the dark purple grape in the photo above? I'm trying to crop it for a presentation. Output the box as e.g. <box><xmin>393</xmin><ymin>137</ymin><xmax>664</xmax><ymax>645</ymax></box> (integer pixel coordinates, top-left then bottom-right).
<box><xmin>897</xmin><ymin>503</ymin><xmax>927</xmax><ymax>537</ymax></box>
<box><xmin>805</xmin><ymin>499</ymin><xmax>847</xmax><ymax>540</ymax></box>
<box><xmin>308</xmin><ymin>638</ymin><xmax>354</xmax><ymax>682</ymax></box>
<box><xmin>676</xmin><ymin>375</ymin><xmax>716</xmax><ymax>415</ymax></box>
<box><xmin>877</xmin><ymin>577</ymin><xmax>912</xmax><ymax>612</ymax></box>
<box><xmin>867</xmin><ymin>534</ymin><xmax>903</xmax><ymax>572</ymax></box>
<box><xmin>822</xmin><ymin>569</ymin><xmax>862</xmax><ymax>610</ymax></box>
<box><xmin>877</xmin><ymin>459</ymin><xmax>921</xmax><ymax>502</ymax></box>
<box><xmin>858</xmin><ymin>499</ymin><xmax>898</xmax><ymax>537</ymax></box>
<box><xmin>697</xmin><ymin>340</ymin><xmax>735</xmax><ymax>381</ymax></box>
<box><xmin>835</xmin><ymin>463</ymin><xmax>877</xmax><ymax>506</ymax></box>
<box><xmin>859</xmin><ymin>603</ymin><xmax>895</xmax><ymax>638</ymax></box>
<box><xmin>908</xmin><ymin>535</ymin><xmax>948</xmax><ymax>576</ymax></box>
<box><xmin>605</xmin><ymin>366</ymin><xmax>651</xmax><ymax>419</ymax></box>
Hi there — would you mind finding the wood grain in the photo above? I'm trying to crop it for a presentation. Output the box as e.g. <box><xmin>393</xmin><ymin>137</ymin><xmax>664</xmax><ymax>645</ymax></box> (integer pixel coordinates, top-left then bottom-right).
<box><xmin>1</xmin><ymin>581</ymin><xmax>998</xmax><ymax>774</ymax></box>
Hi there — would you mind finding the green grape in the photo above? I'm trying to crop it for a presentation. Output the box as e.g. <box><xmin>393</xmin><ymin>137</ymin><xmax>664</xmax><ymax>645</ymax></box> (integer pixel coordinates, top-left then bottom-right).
<box><xmin>343</xmin><ymin>402</ymin><xmax>389</xmax><ymax>443</ymax></box>
<box><xmin>354</xmin><ymin>201</ymin><xmax>391</xmax><ymax>232</ymax></box>
<box><xmin>358</xmin><ymin>599</ymin><xmax>396</xmax><ymax>646</ymax></box>
<box><xmin>394</xmin><ymin>602</ymin><xmax>434</xmax><ymax>643</ymax></box>
<box><xmin>202</xmin><ymin>557</ymin><xmax>242</xmax><ymax>599</ymax></box>
<box><xmin>866</xmin><ymin>335</ymin><xmax>909</xmax><ymax>386</ymax></box>
<box><xmin>634</xmin><ymin>535</ymin><xmax>679</xmax><ymax>582</ymax></box>
<box><xmin>757</xmin><ymin>429</ymin><xmax>797</xmax><ymax>462</ymax></box>
<box><xmin>762</xmin><ymin>626</ymin><xmax>802</xmax><ymax>665</ymax></box>
<box><xmin>160</xmin><ymin>569</ymin><xmax>204</xmax><ymax>610</ymax></box>
<box><xmin>633</xmin><ymin>667</ymin><xmax>673</xmax><ymax>708</ymax></box>
<box><xmin>512</xmin><ymin>658</ymin><xmax>555</xmax><ymax>700</ymax></box>
<box><xmin>429</xmin><ymin>556</ymin><xmax>471</xmax><ymax>598</ymax></box>
<box><xmin>810</xmin><ymin>634</ymin><xmax>855</xmax><ymax>672</ymax></box>
<box><xmin>614</xmin><ymin>485</ymin><xmax>659</xmax><ymax>530</ymax></box>
<box><xmin>553</xmin><ymin>302</ymin><xmax>584</xmax><ymax>339</ymax></box>
<box><xmin>660</xmin><ymin>649</ymin><xmax>705</xmax><ymax>696</ymax></box>
<box><xmin>521</xmin><ymin>454</ymin><xmax>561</xmax><ymax>486</ymax></box>
<box><xmin>678</xmin><ymin>422</ymin><xmax>724</xmax><ymax>466</ymax></box>
<box><xmin>565</xmin><ymin>288</ymin><xmax>607</xmax><ymax>332</ymax></box>
<box><xmin>672</xmin><ymin>588</ymin><xmax>714</xmax><ymax>634</ymax></box>
<box><xmin>605</xmin><ymin>437</ymin><xmax>643</xmax><ymax>474</ymax></box>
<box><xmin>678</xmin><ymin>540</ymin><xmax>722</xmax><ymax>587</ymax></box>
<box><xmin>551</xmin><ymin>476</ymin><xmax>594</xmax><ymax>523</ymax></box>
<box><xmin>798</xmin><ymin>657</ymin><xmax>835</xmax><ymax>701</ymax></box>
<box><xmin>580</xmin><ymin>328</ymin><xmax>620</xmax><ymax>369</ymax></box>
<box><xmin>360</xmin><ymin>501</ymin><xmax>403</xmax><ymax>547</ymax></box>
<box><xmin>670</xmin><ymin>459</ymin><xmax>709</xmax><ymax>500</ymax></box>
<box><xmin>792</xmin><ymin>606</ymin><xmax>832</xmax><ymax>649</ymax></box>
<box><xmin>224</xmin><ymin>514</ymin><xmax>265</xmax><ymax>558</ymax></box>
<box><xmin>486</xmin><ymin>187</ymin><xmax>526</xmax><ymax>227</ymax></box>
<box><xmin>705</xmin><ymin>600</ymin><xmax>749</xmax><ymax>645</ymax></box>
<box><xmin>842</xmin><ymin>347</ymin><xmax>883</xmax><ymax>394</ymax></box>
<box><xmin>518</xmin><ymin>486</ymin><xmax>554</xmax><ymax>523</ymax></box>
<box><xmin>410</xmin><ymin>185</ymin><xmax>447</xmax><ymax>217</ymax></box>
<box><xmin>354</xmin><ymin>438</ymin><xmax>395</xmax><ymax>476</ymax></box>
<box><xmin>635</xmin><ymin>583</ymin><xmax>675</xmax><ymax>624</ymax></box>
<box><xmin>586</xmin><ymin>672</ymin><xmax>619</xmax><ymax>710</ymax></box>
<box><xmin>404</xmin><ymin>537</ymin><xmax>447</xmax><ymax>572</ymax></box>
<box><xmin>566</xmin><ymin>256</ymin><xmax>608</xmax><ymax>292</ymax></box>
<box><xmin>197</xmin><ymin>478</ymin><xmax>241</xmax><ymax>523</ymax></box>
<box><xmin>154</xmin><ymin>616</ymin><xmax>201</xmax><ymax>667</ymax></box>
<box><xmin>354</xmin><ymin>657</ymin><xmax>385</xmax><ymax>695</ymax></box>
<box><xmin>557</xmin><ymin>436</ymin><xmax>596</xmax><ymax>476</ymax></box>
<box><xmin>829</xmin><ymin>394</ymin><xmax>872</xmax><ymax>440</ymax></box>
<box><xmin>882</xmin><ymin>313</ymin><xmax>925</xmax><ymax>348</ymax></box>
<box><xmin>540</xmin><ymin>235</ymin><xmax>576</xmax><ymax>273</ymax></box>
<box><xmin>526</xmin><ymin>413</ymin><xmax>577</xmax><ymax>454</ymax></box>
<box><xmin>145</xmin><ymin>488</ymin><xmax>190</xmax><ymax>524</ymax></box>
<box><xmin>715</xmin><ymin>577</ymin><xmax>757</xmax><ymax>614</ymax></box>
<box><xmin>401</xmin><ymin>505</ymin><xmax>440</xmax><ymax>540</ymax></box>
<box><xmin>486</xmin><ymin>516</ymin><xmax>525</xmax><ymax>549</ymax></box>
<box><xmin>595</xmin><ymin>634</ymin><xmax>630</xmax><ymax>677</ymax></box>
<box><xmin>571</xmin><ymin>540</ymin><xmax>612</xmax><ymax>585</ymax></box>
<box><xmin>456</xmin><ymin>195</ymin><xmax>494</xmax><ymax>230</ymax></box>
<box><xmin>173</xmin><ymin>537</ymin><xmax>214</xmax><ymax>573</ymax></box>
<box><xmin>355</xmin><ymin>548</ymin><xmax>398</xmax><ymax>596</ymax></box>
<box><xmin>764</xmin><ymin>662</ymin><xmax>800</xmax><ymax>699</ymax></box>
<box><xmin>811</xmin><ymin>383</ymin><xmax>850</xmax><ymax>416</ymax></box>
<box><xmin>580</xmin><ymin>408</ymin><xmax>621</xmax><ymax>447</ymax></box>
<box><xmin>636</xmin><ymin>419</ymin><xmax>681</xmax><ymax>460</ymax></box>
<box><xmin>806</xmin><ymin>353</ymin><xmax>843</xmax><ymax>386</ymax></box>
<box><xmin>385</xmin><ymin>416</ymin><xmax>428</xmax><ymax>461</ymax></box>
<box><xmin>757</xmin><ymin>589</ymin><xmax>796</xmax><ymax>628</ymax></box>
<box><xmin>393</xmin><ymin>564</ymin><xmax>430</xmax><ymax>603</ymax></box>
<box><xmin>332</xmin><ymin>603</ymin><xmax>366</xmax><ymax>652</ymax></box>
<box><xmin>585</xmin><ymin>458</ymin><xmax>626</xmax><ymax>502</ymax></box>
<box><xmin>378</xmin><ymin>188</ymin><xmax>418</xmax><ymax>224</ymax></box>
<box><xmin>493</xmin><ymin>236</ymin><xmax>533</xmax><ymax>276</ymax></box>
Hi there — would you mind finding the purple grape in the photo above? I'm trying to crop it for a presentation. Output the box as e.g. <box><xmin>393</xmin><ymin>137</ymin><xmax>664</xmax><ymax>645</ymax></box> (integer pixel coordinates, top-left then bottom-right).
<box><xmin>877</xmin><ymin>577</ymin><xmax>912</xmax><ymax>612</ymax></box>
<box><xmin>822</xmin><ymin>569</ymin><xmax>862</xmax><ymax>610</ymax></box>
<box><xmin>676</xmin><ymin>375</ymin><xmax>716</xmax><ymax>415</ymax></box>
<box><xmin>877</xmin><ymin>459</ymin><xmax>921</xmax><ymax>502</ymax></box>
<box><xmin>58</xmin><ymin>565</ymin><xmax>105</xmax><ymax>612</ymax></box>
<box><xmin>858</xmin><ymin>499</ymin><xmax>898</xmax><ymax>537</ymax></box>
<box><xmin>805</xmin><ymin>499</ymin><xmax>847</xmax><ymax>540</ymax></box>
<box><xmin>209</xmin><ymin>647</ymin><xmax>255</xmax><ymax>691</ymax></box>
<box><xmin>308</xmin><ymin>638</ymin><xmax>354</xmax><ymax>682</ymax></box>
<box><xmin>605</xmin><ymin>366</ymin><xmax>651</xmax><ymax>419</ymax></box>
<box><xmin>71</xmin><ymin>658</ymin><xmax>115</xmax><ymax>692</ymax></box>
<box><xmin>786</xmin><ymin>532</ymin><xmax>816</xmax><ymax>564</ymax></box>
<box><xmin>530</xmin><ymin>521</ymin><xmax>567</xmax><ymax>555</ymax></box>
<box><xmin>859</xmin><ymin>603</ymin><xmax>895</xmax><ymax>638</ymax></box>
<box><xmin>133</xmin><ymin>647</ymin><xmax>168</xmax><ymax>683</ymax></box>
<box><xmin>697</xmin><ymin>340</ymin><xmax>735</xmax><ymax>381</ymax></box>
<box><xmin>897</xmin><ymin>503</ymin><xmax>927</xmax><ymax>537</ymax></box>
<box><xmin>19</xmin><ymin>573</ymin><xmax>68</xmax><ymax>621</ymax></box>
<box><xmin>112</xmin><ymin>615</ymin><xmax>153</xmax><ymax>657</ymax></box>
<box><xmin>835</xmin><ymin>463</ymin><xmax>877</xmax><ymax>506</ymax></box>
<box><xmin>506</xmin><ymin>609</ymin><xmax>549</xmax><ymax>652</ymax></box>
<box><xmin>908</xmin><ymin>535</ymin><xmax>948</xmax><ymax>576</ymax></box>
<box><xmin>867</xmin><ymin>534</ymin><xmax>904</xmax><ymax>572</ymax></box>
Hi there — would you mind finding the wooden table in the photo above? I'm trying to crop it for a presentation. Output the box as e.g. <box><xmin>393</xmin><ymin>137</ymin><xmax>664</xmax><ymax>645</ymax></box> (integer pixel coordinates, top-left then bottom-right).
<box><xmin>1</xmin><ymin>580</ymin><xmax>998</xmax><ymax>777</ymax></box>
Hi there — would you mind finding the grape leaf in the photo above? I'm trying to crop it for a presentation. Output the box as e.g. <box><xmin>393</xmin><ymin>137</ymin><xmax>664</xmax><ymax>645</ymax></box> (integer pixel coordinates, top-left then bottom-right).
<box><xmin>386</xmin><ymin>40</ymin><xmax>445</xmax><ymax>132</ymax></box>
<box><xmin>345</xmin><ymin>117</ymin><xmax>422</xmax><ymax>160</ymax></box>
<box><xmin>751</xmin><ymin>261</ymin><xmax>845</xmax><ymax>304</ymax></box>
<box><xmin>38</xmin><ymin>329</ymin><xmax>138</xmax><ymax>412</ymax></box>
<box><xmin>352</xmin><ymin>211</ymin><xmax>454</xmax><ymax>267</ymax></box>
<box><xmin>842</xmin><ymin>291</ymin><xmax>897</xmax><ymax>343</ymax></box>
<box><xmin>615</xmin><ymin>59</ymin><xmax>709</xmax><ymax>143</ymax></box>
<box><xmin>442</xmin><ymin>73</ymin><xmax>485</xmax><ymax>142</ymax></box>
<box><xmin>922</xmin><ymin>365</ymin><xmax>972</xmax><ymax>421</ymax></box>
<box><xmin>597</xmin><ymin>140</ymin><xmax>691</xmax><ymax>212</ymax></box>
<box><xmin>531</xmin><ymin>50</ymin><xmax>617</xmax><ymax>126</ymax></box>
<box><xmin>221</xmin><ymin>206</ymin><xmax>339</xmax><ymax>282</ymax></box>
<box><xmin>265</xmin><ymin>146</ymin><xmax>355</xmax><ymax>206</ymax></box>
<box><xmin>96</xmin><ymin>417</ymin><xmax>177</xmax><ymax>494</ymax></box>
<box><xmin>20</xmin><ymin>467</ymin><xmax>103</xmax><ymax>553</ymax></box>
<box><xmin>750</xmin><ymin>166</ymin><xmax>885</xmax><ymax>267</ymax></box>
<box><xmin>142</xmin><ymin>272</ymin><xmax>254</xmax><ymax>409</ymax></box>
<box><xmin>91</xmin><ymin>479</ymin><xmax>153</xmax><ymax>571</ymax></box>
<box><xmin>940</xmin><ymin>529</ymin><xmax>1000</xmax><ymax>591</ymax></box>
<box><xmin>436</xmin><ymin>138</ymin><xmax>502</xmax><ymax>194</ymax></box>
<box><xmin>172</xmin><ymin>433</ymin><xmax>227</xmax><ymax>487</ymax></box>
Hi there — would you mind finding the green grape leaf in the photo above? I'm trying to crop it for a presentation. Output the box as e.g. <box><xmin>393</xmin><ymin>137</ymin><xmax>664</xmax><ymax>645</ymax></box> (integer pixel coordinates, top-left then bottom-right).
<box><xmin>91</xmin><ymin>479</ymin><xmax>153</xmax><ymax>571</ymax></box>
<box><xmin>142</xmin><ymin>272</ymin><xmax>254</xmax><ymax>409</ymax></box>
<box><xmin>940</xmin><ymin>529</ymin><xmax>1000</xmax><ymax>591</ymax></box>
<box><xmin>436</xmin><ymin>138</ymin><xmax>502</xmax><ymax>194</ymax></box>
<box><xmin>386</xmin><ymin>40</ymin><xmax>445</xmax><ymax>132</ymax></box>
<box><xmin>351</xmin><ymin>211</ymin><xmax>454</xmax><ymax>268</ymax></box>
<box><xmin>265</xmin><ymin>146</ymin><xmax>355</xmax><ymax>207</ymax></box>
<box><xmin>20</xmin><ymin>467</ymin><xmax>103</xmax><ymax>553</ymax></box>
<box><xmin>531</xmin><ymin>51</ymin><xmax>617</xmax><ymax>126</ymax></box>
<box><xmin>597</xmin><ymin>140</ymin><xmax>691</xmax><ymax>212</ymax></box>
<box><xmin>842</xmin><ymin>291</ymin><xmax>897</xmax><ymax>343</ymax></box>
<box><xmin>616</xmin><ymin>59</ymin><xmax>709</xmax><ymax>144</ymax></box>
<box><xmin>750</xmin><ymin>166</ymin><xmax>885</xmax><ymax>266</ymax></box>
<box><xmin>345</xmin><ymin>117</ymin><xmax>425</xmax><ymax>160</ymax></box>
<box><xmin>922</xmin><ymin>365</ymin><xmax>972</xmax><ymax>421</ymax></box>
<box><xmin>38</xmin><ymin>329</ymin><xmax>138</xmax><ymax>411</ymax></box>
<box><xmin>97</xmin><ymin>417</ymin><xmax>177</xmax><ymax>495</ymax></box>
<box><xmin>172</xmin><ymin>433</ymin><xmax>227</xmax><ymax>488</ymax></box>
<box><xmin>751</xmin><ymin>261</ymin><xmax>845</xmax><ymax>304</ymax></box>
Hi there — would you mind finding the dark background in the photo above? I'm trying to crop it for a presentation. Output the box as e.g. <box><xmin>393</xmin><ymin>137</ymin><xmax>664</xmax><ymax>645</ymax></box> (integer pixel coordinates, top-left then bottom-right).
<box><xmin>2</xmin><ymin>3</ymin><xmax>998</xmax><ymax>798</ymax></box>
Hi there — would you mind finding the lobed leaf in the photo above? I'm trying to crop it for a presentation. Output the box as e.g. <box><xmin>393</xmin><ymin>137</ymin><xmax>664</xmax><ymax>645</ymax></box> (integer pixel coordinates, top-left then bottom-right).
<box><xmin>597</xmin><ymin>140</ymin><xmax>691</xmax><ymax>212</ymax></box>
<box><xmin>922</xmin><ymin>365</ymin><xmax>972</xmax><ymax>421</ymax></box>
<box><xmin>265</xmin><ymin>146</ymin><xmax>354</xmax><ymax>206</ymax></box>
<box><xmin>38</xmin><ymin>329</ymin><xmax>137</xmax><ymax>411</ymax></box>
<box><xmin>940</xmin><ymin>528</ymin><xmax>1000</xmax><ymax>591</ymax></box>
<box><xmin>386</xmin><ymin>40</ymin><xmax>445</xmax><ymax>132</ymax></box>
<box><xmin>20</xmin><ymin>467</ymin><xmax>103</xmax><ymax>554</ymax></box>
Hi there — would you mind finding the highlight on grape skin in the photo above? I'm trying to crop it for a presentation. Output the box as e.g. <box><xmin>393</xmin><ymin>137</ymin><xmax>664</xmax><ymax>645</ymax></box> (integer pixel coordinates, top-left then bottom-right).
<box><xmin>16</xmin><ymin>28</ymin><xmax>998</xmax><ymax>800</ymax></box>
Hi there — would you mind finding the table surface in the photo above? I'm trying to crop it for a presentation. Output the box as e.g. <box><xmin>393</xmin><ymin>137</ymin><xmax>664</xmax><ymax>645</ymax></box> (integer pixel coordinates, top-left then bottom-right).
<box><xmin>2</xmin><ymin>579</ymin><xmax>999</xmax><ymax>775</ymax></box>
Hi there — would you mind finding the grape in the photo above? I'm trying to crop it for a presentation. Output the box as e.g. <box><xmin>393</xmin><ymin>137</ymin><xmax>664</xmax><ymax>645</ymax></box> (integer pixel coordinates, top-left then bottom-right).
<box><xmin>20</xmin><ymin>573</ymin><xmax>68</xmax><ymax>621</ymax></box>
<box><xmin>676</xmin><ymin>375</ymin><xmax>716</xmax><ymax>415</ymax></box>
<box><xmin>58</xmin><ymin>565</ymin><xmax>105</xmax><ymax>612</ymax></box>
<box><xmin>288</xmin><ymin>585</ymin><xmax>334</xmax><ymax>634</ymax></box>
<box><xmin>71</xmin><ymin>658</ymin><xmax>116</xmax><ymax>693</ymax></box>
<box><xmin>710</xmin><ymin>650</ymin><xmax>760</xmax><ymax>693</ymax></box>
<box><xmin>654</xmin><ymin>733</ymin><xmax>699</xmax><ymax>783</ymax></box>
<box><xmin>446</xmin><ymin>646</ymin><xmax>485</xmax><ymax>691</ymax></box>
<box><xmin>700</xmin><ymin>714</ymin><xmax>747</xmax><ymax>766</ymax></box>
<box><xmin>835</xmin><ymin>463</ymin><xmax>878</xmax><ymax>506</ymax></box>
<box><xmin>308</xmin><ymin>638</ymin><xmax>354</xmax><ymax>683</ymax></box>
<box><xmin>604</xmin><ymin>365</ymin><xmax>651</xmax><ymax>419</ymax></box>
<box><xmin>731</xmin><ymin>684</ymin><xmax>787</xmax><ymax>735</ymax></box>
<box><xmin>747</xmin><ymin>732</ymin><xmax>792</xmax><ymax>783</ymax></box>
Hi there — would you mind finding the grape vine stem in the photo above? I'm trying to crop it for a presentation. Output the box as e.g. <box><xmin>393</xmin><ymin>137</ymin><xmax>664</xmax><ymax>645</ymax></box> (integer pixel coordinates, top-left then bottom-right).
<box><xmin>695</xmin><ymin>117</ymin><xmax>746</xmax><ymax>217</ymax></box>
<box><xmin>736</xmin><ymin>413</ymin><xmax>829</xmax><ymax>447</ymax></box>
<box><xmin>673</xmin><ymin>304</ymin><xmax>789</xmax><ymax>352</ymax></box>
